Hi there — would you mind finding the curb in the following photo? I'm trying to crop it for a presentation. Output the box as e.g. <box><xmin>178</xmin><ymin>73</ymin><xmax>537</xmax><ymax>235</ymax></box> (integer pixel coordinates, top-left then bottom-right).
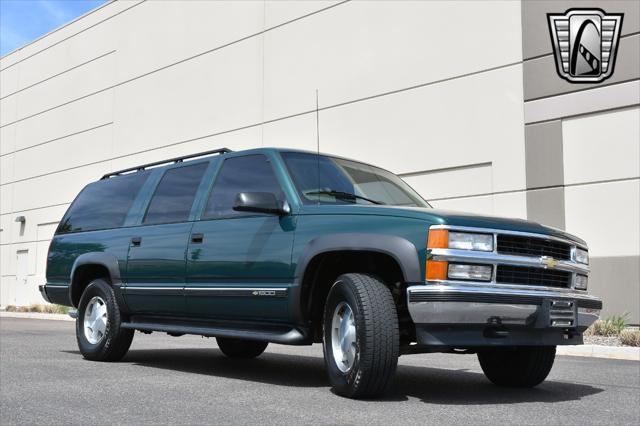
<box><xmin>0</xmin><ymin>311</ymin><xmax>74</xmax><ymax>322</ymax></box>
<box><xmin>557</xmin><ymin>344</ymin><xmax>640</xmax><ymax>361</ymax></box>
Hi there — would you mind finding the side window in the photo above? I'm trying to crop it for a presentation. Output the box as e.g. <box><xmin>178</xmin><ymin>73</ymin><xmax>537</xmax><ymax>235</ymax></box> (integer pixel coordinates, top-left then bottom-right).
<box><xmin>203</xmin><ymin>155</ymin><xmax>284</xmax><ymax>218</ymax></box>
<box><xmin>143</xmin><ymin>162</ymin><xmax>208</xmax><ymax>225</ymax></box>
<box><xmin>57</xmin><ymin>171</ymin><xmax>150</xmax><ymax>234</ymax></box>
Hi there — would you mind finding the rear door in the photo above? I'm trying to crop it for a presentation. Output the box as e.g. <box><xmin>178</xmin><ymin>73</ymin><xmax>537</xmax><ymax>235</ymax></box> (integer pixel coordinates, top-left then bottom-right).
<box><xmin>124</xmin><ymin>161</ymin><xmax>210</xmax><ymax>315</ymax></box>
<box><xmin>185</xmin><ymin>154</ymin><xmax>296</xmax><ymax>321</ymax></box>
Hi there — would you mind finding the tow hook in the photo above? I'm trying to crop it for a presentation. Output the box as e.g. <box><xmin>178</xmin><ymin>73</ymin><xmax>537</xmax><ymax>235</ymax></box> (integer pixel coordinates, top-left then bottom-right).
<box><xmin>484</xmin><ymin>317</ymin><xmax>509</xmax><ymax>338</ymax></box>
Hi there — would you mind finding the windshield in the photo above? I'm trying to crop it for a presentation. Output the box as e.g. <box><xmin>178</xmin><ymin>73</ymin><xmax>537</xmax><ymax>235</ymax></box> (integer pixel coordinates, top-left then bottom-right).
<box><xmin>281</xmin><ymin>152</ymin><xmax>430</xmax><ymax>207</ymax></box>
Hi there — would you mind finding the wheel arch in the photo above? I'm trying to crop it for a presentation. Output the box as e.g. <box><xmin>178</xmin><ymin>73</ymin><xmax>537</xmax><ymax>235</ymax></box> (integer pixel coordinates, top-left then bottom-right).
<box><xmin>291</xmin><ymin>233</ymin><xmax>421</xmax><ymax>341</ymax></box>
<box><xmin>69</xmin><ymin>252</ymin><xmax>123</xmax><ymax>308</ymax></box>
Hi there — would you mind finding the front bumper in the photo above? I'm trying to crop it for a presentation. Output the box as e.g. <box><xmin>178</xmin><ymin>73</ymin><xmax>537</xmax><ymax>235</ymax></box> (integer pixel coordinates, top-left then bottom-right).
<box><xmin>407</xmin><ymin>283</ymin><xmax>602</xmax><ymax>347</ymax></box>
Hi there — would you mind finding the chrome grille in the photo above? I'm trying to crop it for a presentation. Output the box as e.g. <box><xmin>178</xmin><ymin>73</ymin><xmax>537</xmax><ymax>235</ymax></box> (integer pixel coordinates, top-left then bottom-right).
<box><xmin>496</xmin><ymin>234</ymin><xmax>571</xmax><ymax>260</ymax></box>
<box><xmin>496</xmin><ymin>265</ymin><xmax>571</xmax><ymax>288</ymax></box>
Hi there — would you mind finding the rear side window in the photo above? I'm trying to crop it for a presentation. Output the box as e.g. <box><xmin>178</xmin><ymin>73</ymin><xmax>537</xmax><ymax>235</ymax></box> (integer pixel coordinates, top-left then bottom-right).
<box><xmin>57</xmin><ymin>171</ymin><xmax>150</xmax><ymax>234</ymax></box>
<box><xmin>203</xmin><ymin>155</ymin><xmax>284</xmax><ymax>218</ymax></box>
<box><xmin>143</xmin><ymin>162</ymin><xmax>208</xmax><ymax>225</ymax></box>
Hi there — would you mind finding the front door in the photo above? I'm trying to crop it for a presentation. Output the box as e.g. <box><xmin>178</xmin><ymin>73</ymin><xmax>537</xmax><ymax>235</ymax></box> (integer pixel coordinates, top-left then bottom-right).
<box><xmin>124</xmin><ymin>162</ymin><xmax>209</xmax><ymax>315</ymax></box>
<box><xmin>186</xmin><ymin>154</ymin><xmax>295</xmax><ymax>321</ymax></box>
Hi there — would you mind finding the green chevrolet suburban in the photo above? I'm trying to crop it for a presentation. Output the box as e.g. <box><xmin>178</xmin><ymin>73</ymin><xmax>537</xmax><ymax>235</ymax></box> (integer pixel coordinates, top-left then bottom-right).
<box><xmin>40</xmin><ymin>147</ymin><xmax>601</xmax><ymax>398</ymax></box>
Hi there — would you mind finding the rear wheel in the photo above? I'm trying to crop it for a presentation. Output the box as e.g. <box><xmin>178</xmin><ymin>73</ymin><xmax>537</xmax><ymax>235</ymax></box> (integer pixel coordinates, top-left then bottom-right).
<box><xmin>216</xmin><ymin>337</ymin><xmax>268</xmax><ymax>358</ymax></box>
<box><xmin>76</xmin><ymin>279</ymin><xmax>134</xmax><ymax>361</ymax></box>
<box><xmin>323</xmin><ymin>273</ymin><xmax>399</xmax><ymax>399</ymax></box>
<box><xmin>477</xmin><ymin>346</ymin><xmax>556</xmax><ymax>387</ymax></box>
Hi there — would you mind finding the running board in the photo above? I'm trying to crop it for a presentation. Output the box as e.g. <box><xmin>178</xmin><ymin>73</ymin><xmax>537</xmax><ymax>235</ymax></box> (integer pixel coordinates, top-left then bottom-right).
<box><xmin>121</xmin><ymin>316</ymin><xmax>310</xmax><ymax>345</ymax></box>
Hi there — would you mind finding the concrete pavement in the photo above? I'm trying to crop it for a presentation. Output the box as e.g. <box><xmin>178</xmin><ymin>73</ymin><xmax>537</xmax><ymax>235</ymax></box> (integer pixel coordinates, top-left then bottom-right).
<box><xmin>1</xmin><ymin>317</ymin><xmax>639</xmax><ymax>425</ymax></box>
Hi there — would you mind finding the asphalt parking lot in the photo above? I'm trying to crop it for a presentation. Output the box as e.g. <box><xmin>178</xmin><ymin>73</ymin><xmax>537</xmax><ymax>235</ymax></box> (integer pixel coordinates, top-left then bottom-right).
<box><xmin>1</xmin><ymin>317</ymin><xmax>639</xmax><ymax>425</ymax></box>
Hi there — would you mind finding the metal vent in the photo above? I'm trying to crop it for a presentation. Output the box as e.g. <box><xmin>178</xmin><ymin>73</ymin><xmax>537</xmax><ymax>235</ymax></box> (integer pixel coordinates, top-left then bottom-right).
<box><xmin>496</xmin><ymin>265</ymin><xmax>571</xmax><ymax>288</ymax></box>
<box><xmin>497</xmin><ymin>235</ymin><xmax>571</xmax><ymax>260</ymax></box>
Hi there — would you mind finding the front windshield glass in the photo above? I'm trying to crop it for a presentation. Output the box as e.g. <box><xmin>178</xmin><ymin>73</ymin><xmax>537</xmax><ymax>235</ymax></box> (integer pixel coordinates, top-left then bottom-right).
<box><xmin>281</xmin><ymin>152</ymin><xmax>431</xmax><ymax>207</ymax></box>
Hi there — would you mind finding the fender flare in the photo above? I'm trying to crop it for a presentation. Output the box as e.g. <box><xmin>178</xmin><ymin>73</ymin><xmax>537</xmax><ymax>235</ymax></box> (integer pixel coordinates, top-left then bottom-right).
<box><xmin>290</xmin><ymin>233</ymin><xmax>422</xmax><ymax>324</ymax></box>
<box><xmin>69</xmin><ymin>252</ymin><xmax>124</xmax><ymax>308</ymax></box>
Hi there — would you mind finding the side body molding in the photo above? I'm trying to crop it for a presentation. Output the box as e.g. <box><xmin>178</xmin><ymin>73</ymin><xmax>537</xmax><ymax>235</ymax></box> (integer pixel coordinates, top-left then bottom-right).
<box><xmin>291</xmin><ymin>233</ymin><xmax>423</xmax><ymax>323</ymax></box>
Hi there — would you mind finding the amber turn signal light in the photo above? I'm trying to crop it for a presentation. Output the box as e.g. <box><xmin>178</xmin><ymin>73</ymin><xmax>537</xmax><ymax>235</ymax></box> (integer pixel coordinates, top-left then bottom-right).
<box><xmin>427</xmin><ymin>229</ymin><xmax>448</xmax><ymax>249</ymax></box>
<box><xmin>426</xmin><ymin>260</ymin><xmax>448</xmax><ymax>280</ymax></box>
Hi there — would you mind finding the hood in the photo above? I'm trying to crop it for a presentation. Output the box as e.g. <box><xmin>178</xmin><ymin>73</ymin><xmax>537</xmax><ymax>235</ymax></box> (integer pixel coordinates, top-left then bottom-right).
<box><xmin>299</xmin><ymin>204</ymin><xmax>586</xmax><ymax>246</ymax></box>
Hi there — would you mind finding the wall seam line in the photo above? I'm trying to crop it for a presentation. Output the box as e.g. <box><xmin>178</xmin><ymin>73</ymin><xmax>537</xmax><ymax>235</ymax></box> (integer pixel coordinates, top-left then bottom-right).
<box><xmin>0</xmin><ymin>122</ymin><xmax>114</xmax><ymax>158</ymax></box>
<box><xmin>0</xmin><ymin>61</ymin><xmax>524</xmax><ymax>187</ymax></box>
<box><xmin>0</xmin><ymin>0</ymin><xmax>352</xmax><ymax>129</ymax></box>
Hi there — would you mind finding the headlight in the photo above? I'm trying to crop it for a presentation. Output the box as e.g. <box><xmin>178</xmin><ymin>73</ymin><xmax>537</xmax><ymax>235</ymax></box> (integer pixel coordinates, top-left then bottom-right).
<box><xmin>448</xmin><ymin>264</ymin><xmax>492</xmax><ymax>281</ymax></box>
<box><xmin>448</xmin><ymin>231</ymin><xmax>493</xmax><ymax>251</ymax></box>
<box><xmin>575</xmin><ymin>274</ymin><xmax>588</xmax><ymax>290</ymax></box>
<box><xmin>575</xmin><ymin>248</ymin><xmax>589</xmax><ymax>264</ymax></box>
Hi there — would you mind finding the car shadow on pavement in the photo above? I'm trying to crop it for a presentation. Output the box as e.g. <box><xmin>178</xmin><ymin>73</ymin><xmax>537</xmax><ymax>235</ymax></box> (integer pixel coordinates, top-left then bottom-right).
<box><xmin>111</xmin><ymin>348</ymin><xmax>604</xmax><ymax>404</ymax></box>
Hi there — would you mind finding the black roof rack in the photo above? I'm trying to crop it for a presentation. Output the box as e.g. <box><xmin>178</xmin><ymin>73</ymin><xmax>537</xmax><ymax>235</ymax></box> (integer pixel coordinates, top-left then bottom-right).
<box><xmin>101</xmin><ymin>147</ymin><xmax>233</xmax><ymax>179</ymax></box>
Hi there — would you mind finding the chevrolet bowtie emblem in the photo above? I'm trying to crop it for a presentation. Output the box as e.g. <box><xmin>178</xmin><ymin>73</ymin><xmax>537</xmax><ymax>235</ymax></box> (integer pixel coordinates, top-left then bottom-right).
<box><xmin>541</xmin><ymin>256</ymin><xmax>559</xmax><ymax>269</ymax></box>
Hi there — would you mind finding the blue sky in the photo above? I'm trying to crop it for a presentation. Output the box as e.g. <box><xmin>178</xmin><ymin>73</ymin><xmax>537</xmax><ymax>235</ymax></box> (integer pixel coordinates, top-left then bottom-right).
<box><xmin>1</xmin><ymin>0</ymin><xmax>106</xmax><ymax>56</ymax></box>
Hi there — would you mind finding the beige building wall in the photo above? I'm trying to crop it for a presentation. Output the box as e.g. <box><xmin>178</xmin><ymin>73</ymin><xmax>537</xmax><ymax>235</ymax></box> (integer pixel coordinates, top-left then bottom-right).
<box><xmin>0</xmin><ymin>0</ymin><xmax>638</xmax><ymax>321</ymax></box>
<box><xmin>521</xmin><ymin>1</ymin><xmax>639</xmax><ymax>322</ymax></box>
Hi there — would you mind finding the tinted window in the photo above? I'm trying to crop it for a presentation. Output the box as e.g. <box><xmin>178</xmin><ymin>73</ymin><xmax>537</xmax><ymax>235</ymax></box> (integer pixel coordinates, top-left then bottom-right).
<box><xmin>143</xmin><ymin>162</ymin><xmax>208</xmax><ymax>225</ymax></box>
<box><xmin>282</xmin><ymin>152</ymin><xmax>429</xmax><ymax>207</ymax></box>
<box><xmin>57</xmin><ymin>172</ymin><xmax>150</xmax><ymax>234</ymax></box>
<box><xmin>204</xmin><ymin>155</ymin><xmax>284</xmax><ymax>218</ymax></box>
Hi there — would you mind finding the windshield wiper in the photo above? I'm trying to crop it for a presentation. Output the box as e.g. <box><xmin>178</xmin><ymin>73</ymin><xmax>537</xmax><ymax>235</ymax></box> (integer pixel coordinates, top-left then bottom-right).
<box><xmin>305</xmin><ymin>190</ymin><xmax>385</xmax><ymax>205</ymax></box>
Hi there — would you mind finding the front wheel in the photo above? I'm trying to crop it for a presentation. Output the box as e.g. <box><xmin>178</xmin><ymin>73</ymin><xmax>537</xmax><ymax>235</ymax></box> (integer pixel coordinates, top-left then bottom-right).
<box><xmin>76</xmin><ymin>279</ymin><xmax>134</xmax><ymax>361</ymax></box>
<box><xmin>477</xmin><ymin>346</ymin><xmax>556</xmax><ymax>387</ymax></box>
<box><xmin>323</xmin><ymin>273</ymin><xmax>399</xmax><ymax>399</ymax></box>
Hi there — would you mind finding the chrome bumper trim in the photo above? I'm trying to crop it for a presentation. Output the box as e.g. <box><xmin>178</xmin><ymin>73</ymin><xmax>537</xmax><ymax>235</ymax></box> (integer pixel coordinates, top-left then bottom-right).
<box><xmin>407</xmin><ymin>284</ymin><xmax>601</xmax><ymax>328</ymax></box>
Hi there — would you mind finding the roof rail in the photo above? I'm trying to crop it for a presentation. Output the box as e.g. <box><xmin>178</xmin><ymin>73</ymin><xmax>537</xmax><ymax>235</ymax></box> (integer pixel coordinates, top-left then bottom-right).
<box><xmin>101</xmin><ymin>147</ymin><xmax>233</xmax><ymax>179</ymax></box>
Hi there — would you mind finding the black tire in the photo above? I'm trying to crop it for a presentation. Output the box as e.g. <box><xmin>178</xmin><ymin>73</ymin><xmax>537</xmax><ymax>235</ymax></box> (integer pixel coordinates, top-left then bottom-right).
<box><xmin>216</xmin><ymin>337</ymin><xmax>268</xmax><ymax>358</ymax></box>
<box><xmin>322</xmin><ymin>273</ymin><xmax>399</xmax><ymax>399</ymax></box>
<box><xmin>76</xmin><ymin>279</ymin><xmax>134</xmax><ymax>362</ymax></box>
<box><xmin>477</xmin><ymin>346</ymin><xmax>556</xmax><ymax>387</ymax></box>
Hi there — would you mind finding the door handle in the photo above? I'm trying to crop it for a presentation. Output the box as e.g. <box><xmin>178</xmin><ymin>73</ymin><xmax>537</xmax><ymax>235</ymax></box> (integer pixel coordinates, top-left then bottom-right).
<box><xmin>191</xmin><ymin>233</ymin><xmax>204</xmax><ymax>244</ymax></box>
<box><xmin>131</xmin><ymin>236</ymin><xmax>142</xmax><ymax>247</ymax></box>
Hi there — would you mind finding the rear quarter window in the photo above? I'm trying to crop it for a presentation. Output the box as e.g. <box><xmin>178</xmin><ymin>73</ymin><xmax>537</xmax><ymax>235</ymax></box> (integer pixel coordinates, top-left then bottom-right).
<box><xmin>57</xmin><ymin>171</ymin><xmax>150</xmax><ymax>234</ymax></box>
<box><xmin>143</xmin><ymin>162</ymin><xmax>208</xmax><ymax>225</ymax></box>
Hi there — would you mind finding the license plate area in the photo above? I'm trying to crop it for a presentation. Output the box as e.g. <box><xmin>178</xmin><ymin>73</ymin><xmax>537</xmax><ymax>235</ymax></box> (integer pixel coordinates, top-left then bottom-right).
<box><xmin>547</xmin><ymin>299</ymin><xmax>577</xmax><ymax>327</ymax></box>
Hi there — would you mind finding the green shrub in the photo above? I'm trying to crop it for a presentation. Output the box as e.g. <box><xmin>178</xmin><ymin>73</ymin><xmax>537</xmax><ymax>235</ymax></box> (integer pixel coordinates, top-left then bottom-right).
<box><xmin>4</xmin><ymin>304</ymin><xmax>70</xmax><ymax>314</ymax></box>
<box><xmin>619</xmin><ymin>329</ymin><xmax>640</xmax><ymax>347</ymax></box>
<box><xmin>585</xmin><ymin>313</ymin><xmax>630</xmax><ymax>337</ymax></box>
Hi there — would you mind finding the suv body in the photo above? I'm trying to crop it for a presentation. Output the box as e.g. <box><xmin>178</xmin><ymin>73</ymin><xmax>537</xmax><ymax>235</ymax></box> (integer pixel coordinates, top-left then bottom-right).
<box><xmin>40</xmin><ymin>147</ymin><xmax>601</xmax><ymax>398</ymax></box>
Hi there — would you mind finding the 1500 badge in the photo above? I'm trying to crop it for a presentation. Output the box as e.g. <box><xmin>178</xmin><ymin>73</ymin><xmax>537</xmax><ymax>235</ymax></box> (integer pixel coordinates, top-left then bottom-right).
<box><xmin>252</xmin><ymin>290</ymin><xmax>276</xmax><ymax>296</ymax></box>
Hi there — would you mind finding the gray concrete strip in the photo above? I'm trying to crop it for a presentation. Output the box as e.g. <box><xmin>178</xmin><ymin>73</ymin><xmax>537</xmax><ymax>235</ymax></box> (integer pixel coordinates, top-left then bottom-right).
<box><xmin>557</xmin><ymin>344</ymin><xmax>640</xmax><ymax>361</ymax></box>
<box><xmin>0</xmin><ymin>311</ymin><xmax>74</xmax><ymax>322</ymax></box>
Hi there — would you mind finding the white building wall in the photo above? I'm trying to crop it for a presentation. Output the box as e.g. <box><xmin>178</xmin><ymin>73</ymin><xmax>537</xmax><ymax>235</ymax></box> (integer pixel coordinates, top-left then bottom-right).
<box><xmin>0</xmin><ymin>0</ymin><xmax>526</xmax><ymax>307</ymax></box>
<box><xmin>1</xmin><ymin>0</ymin><xmax>637</xmax><ymax>320</ymax></box>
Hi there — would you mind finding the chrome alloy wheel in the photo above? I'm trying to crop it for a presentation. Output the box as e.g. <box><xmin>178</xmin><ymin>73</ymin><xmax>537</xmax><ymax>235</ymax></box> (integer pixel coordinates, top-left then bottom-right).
<box><xmin>331</xmin><ymin>301</ymin><xmax>357</xmax><ymax>373</ymax></box>
<box><xmin>83</xmin><ymin>296</ymin><xmax>108</xmax><ymax>345</ymax></box>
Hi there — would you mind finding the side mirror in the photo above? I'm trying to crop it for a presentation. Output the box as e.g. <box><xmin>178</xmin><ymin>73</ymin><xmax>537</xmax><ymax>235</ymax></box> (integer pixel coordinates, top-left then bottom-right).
<box><xmin>233</xmin><ymin>192</ymin><xmax>290</xmax><ymax>216</ymax></box>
